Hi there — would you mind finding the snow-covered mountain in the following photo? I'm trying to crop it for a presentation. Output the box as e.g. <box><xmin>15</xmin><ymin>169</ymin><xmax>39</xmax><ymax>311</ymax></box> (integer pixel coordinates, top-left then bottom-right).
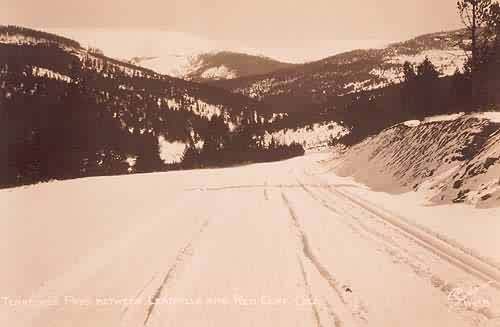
<box><xmin>0</xmin><ymin>26</ymin><xmax>264</xmax><ymax>120</ymax></box>
<box><xmin>33</xmin><ymin>28</ymin><xmax>469</xmax><ymax>93</ymax></box>
<box><xmin>42</xmin><ymin>28</ymin><xmax>395</xmax><ymax>82</ymax></box>
<box><xmin>43</xmin><ymin>28</ymin><xmax>222</xmax><ymax>77</ymax></box>
<box><xmin>183</xmin><ymin>51</ymin><xmax>295</xmax><ymax>82</ymax></box>
<box><xmin>213</xmin><ymin>30</ymin><xmax>469</xmax><ymax>101</ymax></box>
<box><xmin>0</xmin><ymin>25</ymin><xmax>272</xmax><ymax>186</ymax></box>
<box><xmin>43</xmin><ymin>28</ymin><xmax>295</xmax><ymax>80</ymax></box>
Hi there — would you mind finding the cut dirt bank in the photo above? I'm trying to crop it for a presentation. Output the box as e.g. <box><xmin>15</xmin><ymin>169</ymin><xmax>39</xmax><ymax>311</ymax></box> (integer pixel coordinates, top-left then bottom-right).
<box><xmin>333</xmin><ymin>113</ymin><xmax>500</xmax><ymax>208</ymax></box>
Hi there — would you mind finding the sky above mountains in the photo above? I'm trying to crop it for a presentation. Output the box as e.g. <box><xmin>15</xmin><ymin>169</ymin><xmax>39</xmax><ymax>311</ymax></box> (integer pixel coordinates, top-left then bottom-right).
<box><xmin>3</xmin><ymin>0</ymin><xmax>463</xmax><ymax>62</ymax></box>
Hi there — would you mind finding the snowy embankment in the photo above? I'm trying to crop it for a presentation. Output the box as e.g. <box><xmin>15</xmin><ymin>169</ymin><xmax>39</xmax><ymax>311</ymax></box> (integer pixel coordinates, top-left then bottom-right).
<box><xmin>334</xmin><ymin>113</ymin><xmax>500</xmax><ymax>208</ymax></box>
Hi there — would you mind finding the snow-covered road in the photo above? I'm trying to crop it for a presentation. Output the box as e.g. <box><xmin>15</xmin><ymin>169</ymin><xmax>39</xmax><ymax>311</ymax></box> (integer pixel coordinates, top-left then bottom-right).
<box><xmin>1</xmin><ymin>155</ymin><xmax>499</xmax><ymax>327</ymax></box>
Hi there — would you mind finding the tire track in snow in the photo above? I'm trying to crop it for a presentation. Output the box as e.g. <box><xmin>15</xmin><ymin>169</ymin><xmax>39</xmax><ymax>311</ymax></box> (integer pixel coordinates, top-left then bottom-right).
<box><xmin>300</xmin><ymin>170</ymin><xmax>500</xmax><ymax>287</ymax></box>
<box><xmin>299</xmin><ymin>180</ymin><xmax>459</xmax><ymax>299</ymax></box>
<box><xmin>296</xmin><ymin>179</ymin><xmax>381</xmax><ymax>249</ymax></box>
<box><xmin>330</xmin><ymin>186</ymin><xmax>500</xmax><ymax>289</ymax></box>
<box><xmin>296</xmin><ymin>173</ymin><xmax>500</xmax><ymax>321</ymax></box>
<box><xmin>297</xmin><ymin>257</ymin><xmax>324</xmax><ymax>327</ymax></box>
<box><xmin>120</xmin><ymin>273</ymin><xmax>158</xmax><ymax>321</ymax></box>
<box><xmin>183</xmin><ymin>183</ymin><xmax>353</xmax><ymax>192</ymax></box>
<box><xmin>143</xmin><ymin>219</ymin><xmax>210</xmax><ymax>326</ymax></box>
<box><xmin>281</xmin><ymin>192</ymin><xmax>345</xmax><ymax>302</ymax></box>
<box><xmin>281</xmin><ymin>191</ymin><xmax>368</xmax><ymax>325</ymax></box>
<box><xmin>323</xmin><ymin>298</ymin><xmax>343</xmax><ymax>327</ymax></box>
<box><xmin>298</xmin><ymin>178</ymin><xmax>438</xmax><ymax>278</ymax></box>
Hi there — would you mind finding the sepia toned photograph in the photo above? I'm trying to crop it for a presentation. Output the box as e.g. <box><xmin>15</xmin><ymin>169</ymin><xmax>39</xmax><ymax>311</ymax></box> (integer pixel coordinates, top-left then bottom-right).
<box><xmin>1</xmin><ymin>0</ymin><xmax>500</xmax><ymax>326</ymax></box>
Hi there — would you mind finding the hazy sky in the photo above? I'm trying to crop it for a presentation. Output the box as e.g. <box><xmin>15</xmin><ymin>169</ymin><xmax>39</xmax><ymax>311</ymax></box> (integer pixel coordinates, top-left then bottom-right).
<box><xmin>3</xmin><ymin>0</ymin><xmax>463</xmax><ymax>50</ymax></box>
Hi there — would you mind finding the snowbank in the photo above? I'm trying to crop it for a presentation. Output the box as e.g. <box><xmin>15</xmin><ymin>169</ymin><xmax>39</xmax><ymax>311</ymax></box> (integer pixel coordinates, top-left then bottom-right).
<box><xmin>334</xmin><ymin>114</ymin><xmax>500</xmax><ymax>207</ymax></box>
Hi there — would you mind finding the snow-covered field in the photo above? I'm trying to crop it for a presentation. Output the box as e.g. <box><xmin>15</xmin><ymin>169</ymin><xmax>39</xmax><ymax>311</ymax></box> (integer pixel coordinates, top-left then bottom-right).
<box><xmin>264</xmin><ymin>121</ymin><xmax>348</xmax><ymax>149</ymax></box>
<box><xmin>1</xmin><ymin>154</ymin><xmax>499</xmax><ymax>327</ymax></box>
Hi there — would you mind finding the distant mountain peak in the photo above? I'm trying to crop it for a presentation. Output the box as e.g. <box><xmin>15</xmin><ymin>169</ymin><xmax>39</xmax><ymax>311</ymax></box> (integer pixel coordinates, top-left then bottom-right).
<box><xmin>183</xmin><ymin>51</ymin><xmax>295</xmax><ymax>82</ymax></box>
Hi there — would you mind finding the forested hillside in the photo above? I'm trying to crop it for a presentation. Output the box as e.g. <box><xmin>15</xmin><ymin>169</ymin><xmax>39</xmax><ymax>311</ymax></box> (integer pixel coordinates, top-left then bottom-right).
<box><xmin>0</xmin><ymin>26</ymin><xmax>304</xmax><ymax>187</ymax></box>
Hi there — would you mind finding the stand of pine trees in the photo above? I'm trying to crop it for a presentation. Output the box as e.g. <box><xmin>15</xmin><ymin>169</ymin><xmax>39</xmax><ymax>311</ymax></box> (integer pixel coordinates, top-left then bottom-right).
<box><xmin>179</xmin><ymin>119</ymin><xmax>305</xmax><ymax>169</ymax></box>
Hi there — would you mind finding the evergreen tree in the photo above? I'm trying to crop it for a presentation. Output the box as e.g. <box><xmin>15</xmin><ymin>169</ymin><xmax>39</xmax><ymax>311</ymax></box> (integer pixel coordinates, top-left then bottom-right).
<box><xmin>133</xmin><ymin>133</ymin><xmax>166</xmax><ymax>173</ymax></box>
<box><xmin>458</xmin><ymin>0</ymin><xmax>495</xmax><ymax>70</ymax></box>
<box><xmin>180</xmin><ymin>145</ymin><xmax>200</xmax><ymax>169</ymax></box>
<box><xmin>457</xmin><ymin>0</ymin><xmax>500</xmax><ymax>103</ymax></box>
<box><xmin>401</xmin><ymin>58</ymin><xmax>441</xmax><ymax>117</ymax></box>
<box><xmin>201</xmin><ymin>115</ymin><xmax>229</xmax><ymax>163</ymax></box>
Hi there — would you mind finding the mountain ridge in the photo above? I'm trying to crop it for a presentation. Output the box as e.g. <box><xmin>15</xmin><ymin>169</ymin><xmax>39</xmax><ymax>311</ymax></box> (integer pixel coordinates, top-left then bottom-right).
<box><xmin>184</xmin><ymin>51</ymin><xmax>296</xmax><ymax>82</ymax></box>
<box><xmin>210</xmin><ymin>29</ymin><xmax>468</xmax><ymax>104</ymax></box>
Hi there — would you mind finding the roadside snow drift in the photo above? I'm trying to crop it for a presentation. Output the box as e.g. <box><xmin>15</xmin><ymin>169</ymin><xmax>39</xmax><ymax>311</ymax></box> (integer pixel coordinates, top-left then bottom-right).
<box><xmin>335</xmin><ymin>113</ymin><xmax>500</xmax><ymax>207</ymax></box>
